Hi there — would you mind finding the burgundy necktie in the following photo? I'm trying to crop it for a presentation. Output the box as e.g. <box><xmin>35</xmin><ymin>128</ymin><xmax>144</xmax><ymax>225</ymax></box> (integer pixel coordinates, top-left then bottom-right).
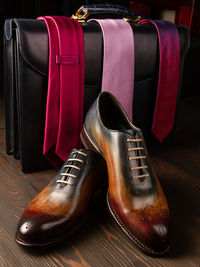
<box><xmin>38</xmin><ymin>16</ymin><xmax>84</xmax><ymax>168</ymax></box>
<box><xmin>138</xmin><ymin>19</ymin><xmax>180</xmax><ymax>142</ymax></box>
<box><xmin>89</xmin><ymin>19</ymin><xmax>134</xmax><ymax>121</ymax></box>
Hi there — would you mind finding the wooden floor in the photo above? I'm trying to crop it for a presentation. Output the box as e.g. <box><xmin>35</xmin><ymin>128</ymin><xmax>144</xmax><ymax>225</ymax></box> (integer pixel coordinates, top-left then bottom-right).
<box><xmin>0</xmin><ymin>95</ymin><xmax>200</xmax><ymax>266</ymax></box>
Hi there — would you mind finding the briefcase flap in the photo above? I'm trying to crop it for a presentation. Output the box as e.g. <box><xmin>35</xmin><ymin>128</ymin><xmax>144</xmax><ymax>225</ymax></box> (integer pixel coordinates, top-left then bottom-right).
<box><xmin>5</xmin><ymin>19</ymin><xmax>189</xmax><ymax>84</ymax></box>
<box><xmin>6</xmin><ymin>19</ymin><xmax>189</xmax><ymax>86</ymax></box>
<box><xmin>5</xmin><ymin>19</ymin><xmax>48</xmax><ymax>76</ymax></box>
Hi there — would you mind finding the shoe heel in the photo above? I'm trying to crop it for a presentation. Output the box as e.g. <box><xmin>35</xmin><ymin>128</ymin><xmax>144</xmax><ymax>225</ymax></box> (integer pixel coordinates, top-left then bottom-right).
<box><xmin>80</xmin><ymin>127</ymin><xmax>102</xmax><ymax>155</ymax></box>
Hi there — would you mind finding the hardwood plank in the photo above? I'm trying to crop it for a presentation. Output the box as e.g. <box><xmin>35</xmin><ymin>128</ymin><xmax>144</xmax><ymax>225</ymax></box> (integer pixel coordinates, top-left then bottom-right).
<box><xmin>0</xmin><ymin>122</ymin><xmax>199</xmax><ymax>266</ymax></box>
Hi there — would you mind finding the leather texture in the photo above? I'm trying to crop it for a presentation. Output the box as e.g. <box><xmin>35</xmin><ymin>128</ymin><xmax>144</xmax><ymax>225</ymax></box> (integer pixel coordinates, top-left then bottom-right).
<box><xmin>81</xmin><ymin>4</ymin><xmax>139</xmax><ymax>19</ymax></box>
<box><xmin>4</xmin><ymin>18</ymin><xmax>190</xmax><ymax>172</ymax></box>
<box><xmin>4</xmin><ymin>19</ymin><xmax>14</xmax><ymax>155</ymax></box>
<box><xmin>81</xmin><ymin>91</ymin><xmax>170</xmax><ymax>255</ymax></box>
<box><xmin>15</xmin><ymin>148</ymin><xmax>107</xmax><ymax>247</ymax></box>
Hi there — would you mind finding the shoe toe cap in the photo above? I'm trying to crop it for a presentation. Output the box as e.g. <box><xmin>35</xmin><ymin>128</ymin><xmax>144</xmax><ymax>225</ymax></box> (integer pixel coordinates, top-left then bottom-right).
<box><xmin>109</xmin><ymin>200</ymin><xmax>170</xmax><ymax>255</ymax></box>
<box><xmin>123</xmin><ymin>212</ymin><xmax>170</xmax><ymax>255</ymax></box>
<box><xmin>15</xmin><ymin>210</ymin><xmax>62</xmax><ymax>247</ymax></box>
<box><xmin>16</xmin><ymin>221</ymin><xmax>39</xmax><ymax>247</ymax></box>
<box><xmin>16</xmin><ymin>212</ymin><xmax>47</xmax><ymax>246</ymax></box>
<box><xmin>146</xmin><ymin>223</ymin><xmax>170</xmax><ymax>254</ymax></box>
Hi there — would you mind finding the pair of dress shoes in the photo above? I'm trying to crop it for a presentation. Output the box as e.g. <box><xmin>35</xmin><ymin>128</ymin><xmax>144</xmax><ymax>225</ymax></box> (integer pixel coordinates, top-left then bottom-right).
<box><xmin>16</xmin><ymin>92</ymin><xmax>170</xmax><ymax>255</ymax></box>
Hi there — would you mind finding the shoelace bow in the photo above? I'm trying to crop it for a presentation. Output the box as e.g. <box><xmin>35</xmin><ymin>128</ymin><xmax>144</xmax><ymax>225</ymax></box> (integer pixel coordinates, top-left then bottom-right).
<box><xmin>56</xmin><ymin>150</ymin><xmax>87</xmax><ymax>186</ymax></box>
<box><xmin>127</xmin><ymin>138</ymin><xmax>149</xmax><ymax>180</ymax></box>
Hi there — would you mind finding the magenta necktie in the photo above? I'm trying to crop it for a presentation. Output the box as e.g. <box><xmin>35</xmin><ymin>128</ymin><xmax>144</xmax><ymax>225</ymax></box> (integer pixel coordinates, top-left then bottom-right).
<box><xmin>89</xmin><ymin>19</ymin><xmax>134</xmax><ymax>121</ymax></box>
<box><xmin>138</xmin><ymin>19</ymin><xmax>180</xmax><ymax>142</ymax></box>
<box><xmin>38</xmin><ymin>16</ymin><xmax>84</xmax><ymax>168</ymax></box>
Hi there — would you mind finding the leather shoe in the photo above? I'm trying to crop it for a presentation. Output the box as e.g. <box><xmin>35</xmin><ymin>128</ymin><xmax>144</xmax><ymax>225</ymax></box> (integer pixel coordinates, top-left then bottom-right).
<box><xmin>15</xmin><ymin>148</ymin><xmax>107</xmax><ymax>247</ymax></box>
<box><xmin>81</xmin><ymin>91</ymin><xmax>170</xmax><ymax>255</ymax></box>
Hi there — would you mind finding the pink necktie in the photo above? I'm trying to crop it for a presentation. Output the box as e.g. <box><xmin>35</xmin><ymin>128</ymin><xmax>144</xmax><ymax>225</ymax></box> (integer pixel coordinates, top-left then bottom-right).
<box><xmin>38</xmin><ymin>16</ymin><xmax>84</xmax><ymax>168</ymax></box>
<box><xmin>89</xmin><ymin>19</ymin><xmax>134</xmax><ymax>121</ymax></box>
<box><xmin>138</xmin><ymin>19</ymin><xmax>180</xmax><ymax>142</ymax></box>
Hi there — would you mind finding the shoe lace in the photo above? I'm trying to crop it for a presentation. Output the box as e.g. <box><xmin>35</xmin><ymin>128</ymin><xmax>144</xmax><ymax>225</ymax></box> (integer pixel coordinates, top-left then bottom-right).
<box><xmin>56</xmin><ymin>150</ymin><xmax>87</xmax><ymax>186</ymax></box>
<box><xmin>127</xmin><ymin>138</ymin><xmax>149</xmax><ymax>180</ymax></box>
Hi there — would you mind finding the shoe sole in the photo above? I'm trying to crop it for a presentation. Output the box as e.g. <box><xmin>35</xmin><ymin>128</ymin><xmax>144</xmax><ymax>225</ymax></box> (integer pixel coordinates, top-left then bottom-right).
<box><xmin>81</xmin><ymin>126</ymin><xmax>170</xmax><ymax>256</ymax></box>
<box><xmin>15</xmin><ymin>217</ymin><xmax>86</xmax><ymax>248</ymax></box>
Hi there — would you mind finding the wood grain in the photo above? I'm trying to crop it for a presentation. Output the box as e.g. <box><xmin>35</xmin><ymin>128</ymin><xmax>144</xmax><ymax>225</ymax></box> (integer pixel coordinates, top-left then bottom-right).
<box><xmin>0</xmin><ymin>110</ymin><xmax>200</xmax><ymax>266</ymax></box>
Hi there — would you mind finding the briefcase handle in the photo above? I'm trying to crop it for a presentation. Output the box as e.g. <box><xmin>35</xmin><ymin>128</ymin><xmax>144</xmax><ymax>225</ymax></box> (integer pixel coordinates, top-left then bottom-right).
<box><xmin>72</xmin><ymin>4</ymin><xmax>141</xmax><ymax>23</ymax></box>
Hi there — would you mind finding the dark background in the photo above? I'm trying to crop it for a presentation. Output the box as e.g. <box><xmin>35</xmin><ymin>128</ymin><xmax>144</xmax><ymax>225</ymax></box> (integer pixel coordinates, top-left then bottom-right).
<box><xmin>0</xmin><ymin>3</ymin><xmax>199</xmax><ymax>265</ymax></box>
<box><xmin>0</xmin><ymin>0</ymin><xmax>200</xmax><ymax>98</ymax></box>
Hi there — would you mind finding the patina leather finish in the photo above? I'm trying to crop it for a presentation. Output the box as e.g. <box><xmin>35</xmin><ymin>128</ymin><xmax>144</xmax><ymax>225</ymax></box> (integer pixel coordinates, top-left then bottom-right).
<box><xmin>16</xmin><ymin>148</ymin><xmax>107</xmax><ymax>247</ymax></box>
<box><xmin>81</xmin><ymin>92</ymin><xmax>170</xmax><ymax>255</ymax></box>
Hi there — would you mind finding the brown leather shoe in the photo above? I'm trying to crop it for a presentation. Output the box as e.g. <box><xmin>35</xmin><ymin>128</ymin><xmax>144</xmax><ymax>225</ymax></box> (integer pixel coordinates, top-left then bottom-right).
<box><xmin>15</xmin><ymin>148</ymin><xmax>107</xmax><ymax>247</ymax></box>
<box><xmin>81</xmin><ymin>92</ymin><xmax>170</xmax><ymax>255</ymax></box>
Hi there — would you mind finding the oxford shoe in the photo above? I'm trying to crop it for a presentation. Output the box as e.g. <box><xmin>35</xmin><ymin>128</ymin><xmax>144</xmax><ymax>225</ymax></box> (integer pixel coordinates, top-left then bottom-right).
<box><xmin>81</xmin><ymin>91</ymin><xmax>170</xmax><ymax>255</ymax></box>
<box><xmin>16</xmin><ymin>148</ymin><xmax>107</xmax><ymax>247</ymax></box>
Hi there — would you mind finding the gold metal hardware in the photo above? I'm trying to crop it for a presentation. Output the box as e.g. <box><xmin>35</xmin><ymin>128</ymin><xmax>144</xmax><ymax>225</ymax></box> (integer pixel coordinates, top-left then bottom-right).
<box><xmin>71</xmin><ymin>6</ymin><xmax>90</xmax><ymax>22</ymax></box>
<box><xmin>123</xmin><ymin>15</ymin><xmax>142</xmax><ymax>24</ymax></box>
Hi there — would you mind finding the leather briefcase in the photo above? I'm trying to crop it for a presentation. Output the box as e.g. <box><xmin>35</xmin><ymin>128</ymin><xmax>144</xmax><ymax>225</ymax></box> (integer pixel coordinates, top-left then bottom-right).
<box><xmin>4</xmin><ymin>5</ymin><xmax>190</xmax><ymax>172</ymax></box>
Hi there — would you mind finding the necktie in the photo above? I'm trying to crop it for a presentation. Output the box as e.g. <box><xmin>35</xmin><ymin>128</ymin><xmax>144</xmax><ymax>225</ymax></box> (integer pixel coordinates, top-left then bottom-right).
<box><xmin>38</xmin><ymin>16</ymin><xmax>84</xmax><ymax>168</ymax></box>
<box><xmin>138</xmin><ymin>19</ymin><xmax>180</xmax><ymax>142</ymax></box>
<box><xmin>89</xmin><ymin>19</ymin><xmax>134</xmax><ymax>121</ymax></box>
